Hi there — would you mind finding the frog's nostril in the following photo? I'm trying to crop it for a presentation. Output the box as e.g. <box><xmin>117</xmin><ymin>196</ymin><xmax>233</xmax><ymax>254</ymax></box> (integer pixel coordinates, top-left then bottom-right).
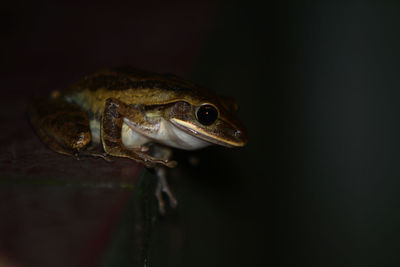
<box><xmin>234</xmin><ymin>130</ymin><xmax>242</xmax><ymax>137</ymax></box>
<box><xmin>233</xmin><ymin>128</ymin><xmax>248</xmax><ymax>145</ymax></box>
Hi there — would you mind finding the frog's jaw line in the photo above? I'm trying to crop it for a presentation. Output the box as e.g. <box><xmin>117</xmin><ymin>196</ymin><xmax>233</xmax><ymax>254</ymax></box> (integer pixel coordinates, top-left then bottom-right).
<box><xmin>170</xmin><ymin>118</ymin><xmax>244</xmax><ymax>148</ymax></box>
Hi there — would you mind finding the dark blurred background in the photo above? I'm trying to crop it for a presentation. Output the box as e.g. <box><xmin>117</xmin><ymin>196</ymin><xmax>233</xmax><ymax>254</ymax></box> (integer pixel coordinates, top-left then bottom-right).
<box><xmin>2</xmin><ymin>0</ymin><xmax>400</xmax><ymax>266</ymax></box>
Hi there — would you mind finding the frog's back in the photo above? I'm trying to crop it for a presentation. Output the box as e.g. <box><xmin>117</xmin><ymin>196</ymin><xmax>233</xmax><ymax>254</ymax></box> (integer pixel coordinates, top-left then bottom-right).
<box><xmin>65</xmin><ymin>67</ymin><xmax>214</xmax><ymax>102</ymax></box>
<box><xmin>58</xmin><ymin>67</ymin><xmax>221</xmax><ymax>119</ymax></box>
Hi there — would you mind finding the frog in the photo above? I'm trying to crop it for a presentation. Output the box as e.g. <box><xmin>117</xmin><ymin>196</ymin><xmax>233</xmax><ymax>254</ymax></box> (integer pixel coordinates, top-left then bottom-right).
<box><xmin>28</xmin><ymin>67</ymin><xmax>247</xmax><ymax>214</ymax></box>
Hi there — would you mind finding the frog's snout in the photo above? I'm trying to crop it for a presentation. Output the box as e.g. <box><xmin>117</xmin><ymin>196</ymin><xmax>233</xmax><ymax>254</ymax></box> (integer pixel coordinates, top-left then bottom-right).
<box><xmin>234</xmin><ymin>128</ymin><xmax>247</xmax><ymax>147</ymax></box>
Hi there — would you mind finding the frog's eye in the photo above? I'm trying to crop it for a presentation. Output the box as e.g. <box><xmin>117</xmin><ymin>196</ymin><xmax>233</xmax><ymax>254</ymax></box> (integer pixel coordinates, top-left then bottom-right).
<box><xmin>196</xmin><ymin>104</ymin><xmax>218</xmax><ymax>126</ymax></box>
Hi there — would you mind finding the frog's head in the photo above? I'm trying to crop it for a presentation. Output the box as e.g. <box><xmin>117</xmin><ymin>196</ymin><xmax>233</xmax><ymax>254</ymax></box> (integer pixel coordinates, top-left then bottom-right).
<box><xmin>167</xmin><ymin>98</ymin><xmax>247</xmax><ymax>148</ymax></box>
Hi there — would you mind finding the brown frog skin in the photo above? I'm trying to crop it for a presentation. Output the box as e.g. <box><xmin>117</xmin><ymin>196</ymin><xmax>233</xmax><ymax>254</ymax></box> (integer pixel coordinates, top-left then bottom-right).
<box><xmin>28</xmin><ymin>67</ymin><xmax>247</xmax><ymax>213</ymax></box>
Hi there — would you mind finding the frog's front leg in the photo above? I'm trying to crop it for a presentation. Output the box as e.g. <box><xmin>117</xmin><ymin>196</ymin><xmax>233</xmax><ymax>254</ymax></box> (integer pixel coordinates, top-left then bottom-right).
<box><xmin>101</xmin><ymin>98</ymin><xmax>177</xmax><ymax>168</ymax></box>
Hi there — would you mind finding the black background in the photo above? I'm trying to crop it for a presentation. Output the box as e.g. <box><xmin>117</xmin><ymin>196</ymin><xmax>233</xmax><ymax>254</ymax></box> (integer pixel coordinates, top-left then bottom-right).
<box><xmin>3</xmin><ymin>0</ymin><xmax>400</xmax><ymax>266</ymax></box>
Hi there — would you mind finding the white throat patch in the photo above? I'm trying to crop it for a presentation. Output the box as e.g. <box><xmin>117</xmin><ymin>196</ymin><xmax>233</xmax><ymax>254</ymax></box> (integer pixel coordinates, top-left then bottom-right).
<box><xmin>122</xmin><ymin>117</ymin><xmax>211</xmax><ymax>151</ymax></box>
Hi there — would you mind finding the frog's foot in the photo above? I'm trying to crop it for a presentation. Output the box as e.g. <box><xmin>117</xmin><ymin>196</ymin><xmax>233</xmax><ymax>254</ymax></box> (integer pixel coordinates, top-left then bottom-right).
<box><xmin>141</xmin><ymin>143</ymin><xmax>176</xmax><ymax>168</ymax></box>
<box><xmin>132</xmin><ymin>146</ymin><xmax>178</xmax><ymax>168</ymax></box>
<box><xmin>155</xmin><ymin>167</ymin><xmax>177</xmax><ymax>215</ymax></box>
<box><xmin>135</xmin><ymin>150</ymin><xmax>177</xmax><ymax>168</ymax></box>
<box><xmin>82</xmin><ymin>151</ymin><xmax>114</xmax><ymax>162</ymax></box>
<box><xmin>74</xmin><ymin>147</ymin><xmax>114</xmax><ymax>162</ymax></box>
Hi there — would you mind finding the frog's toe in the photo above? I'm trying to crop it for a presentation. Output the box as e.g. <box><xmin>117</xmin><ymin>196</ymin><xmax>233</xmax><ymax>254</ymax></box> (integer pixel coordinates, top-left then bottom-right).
<box><xmin>155</xmin><ymin>179</ymin><xmax>166</xmax><ymax>215</ymax></box>
<box><xmin>165</xmin><ymin>160</ymin><xmax>178</xmax><ymax>168</ymax></box>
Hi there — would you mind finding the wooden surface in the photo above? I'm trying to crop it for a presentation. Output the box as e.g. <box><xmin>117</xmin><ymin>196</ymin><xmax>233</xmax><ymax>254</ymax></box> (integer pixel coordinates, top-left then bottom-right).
<box><xmin>0</xmin><ymin>96</ymin><xmax>157</xmax><ymax>267</ymax></box>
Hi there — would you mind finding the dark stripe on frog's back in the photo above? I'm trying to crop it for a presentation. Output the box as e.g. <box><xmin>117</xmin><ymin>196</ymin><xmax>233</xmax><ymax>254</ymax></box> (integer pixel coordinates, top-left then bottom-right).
<box><xmin>84</xmin><ymin>75</ymin><xmax>191</xmax><ymax>93</ymax></box>
<box><xmin>78</xmin><ymin>68</ymin><xmax>195</xmax><ymax>93</ymax></box>
<box><xmin>113</xmin><ymin>66</ymin><xmax>195</xmax><ymax>85</ymax></box>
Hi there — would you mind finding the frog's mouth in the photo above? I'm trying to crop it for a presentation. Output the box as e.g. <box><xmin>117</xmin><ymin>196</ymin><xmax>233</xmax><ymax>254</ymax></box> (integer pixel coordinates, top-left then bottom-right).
<box><xmin>170</xmin><ymin>118</ymin><xmax>245</xmax><ymax>148</ymax></box>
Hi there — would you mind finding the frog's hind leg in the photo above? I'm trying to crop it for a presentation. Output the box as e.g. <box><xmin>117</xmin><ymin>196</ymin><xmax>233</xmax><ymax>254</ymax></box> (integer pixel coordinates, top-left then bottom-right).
<box><xmin>28</xmin><ymin>97</ymin><xmax>92</xmax><ymax>158</ymax></box>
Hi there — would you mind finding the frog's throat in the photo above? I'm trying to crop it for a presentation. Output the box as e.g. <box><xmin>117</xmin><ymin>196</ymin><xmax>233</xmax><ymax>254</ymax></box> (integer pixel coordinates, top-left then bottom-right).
<box><xmin>123</xmin><ymin>117</ymin><xmax>211</xmax><ymax>151</ymax></box>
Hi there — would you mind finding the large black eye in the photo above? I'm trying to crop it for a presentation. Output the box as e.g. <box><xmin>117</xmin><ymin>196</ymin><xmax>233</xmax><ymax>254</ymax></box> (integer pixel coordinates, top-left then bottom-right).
<box><xmin>196</xmin><ymin>105</ymin><xmax>218</xmax><ymax>125</ymax></box>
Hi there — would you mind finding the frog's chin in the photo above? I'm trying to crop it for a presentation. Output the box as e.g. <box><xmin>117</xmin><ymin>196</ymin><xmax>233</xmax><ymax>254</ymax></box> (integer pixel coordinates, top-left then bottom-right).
<box><xmin>170</xmin><ymin>118</ymin><xmax>238</xmax><ymax>148</ymax></box>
